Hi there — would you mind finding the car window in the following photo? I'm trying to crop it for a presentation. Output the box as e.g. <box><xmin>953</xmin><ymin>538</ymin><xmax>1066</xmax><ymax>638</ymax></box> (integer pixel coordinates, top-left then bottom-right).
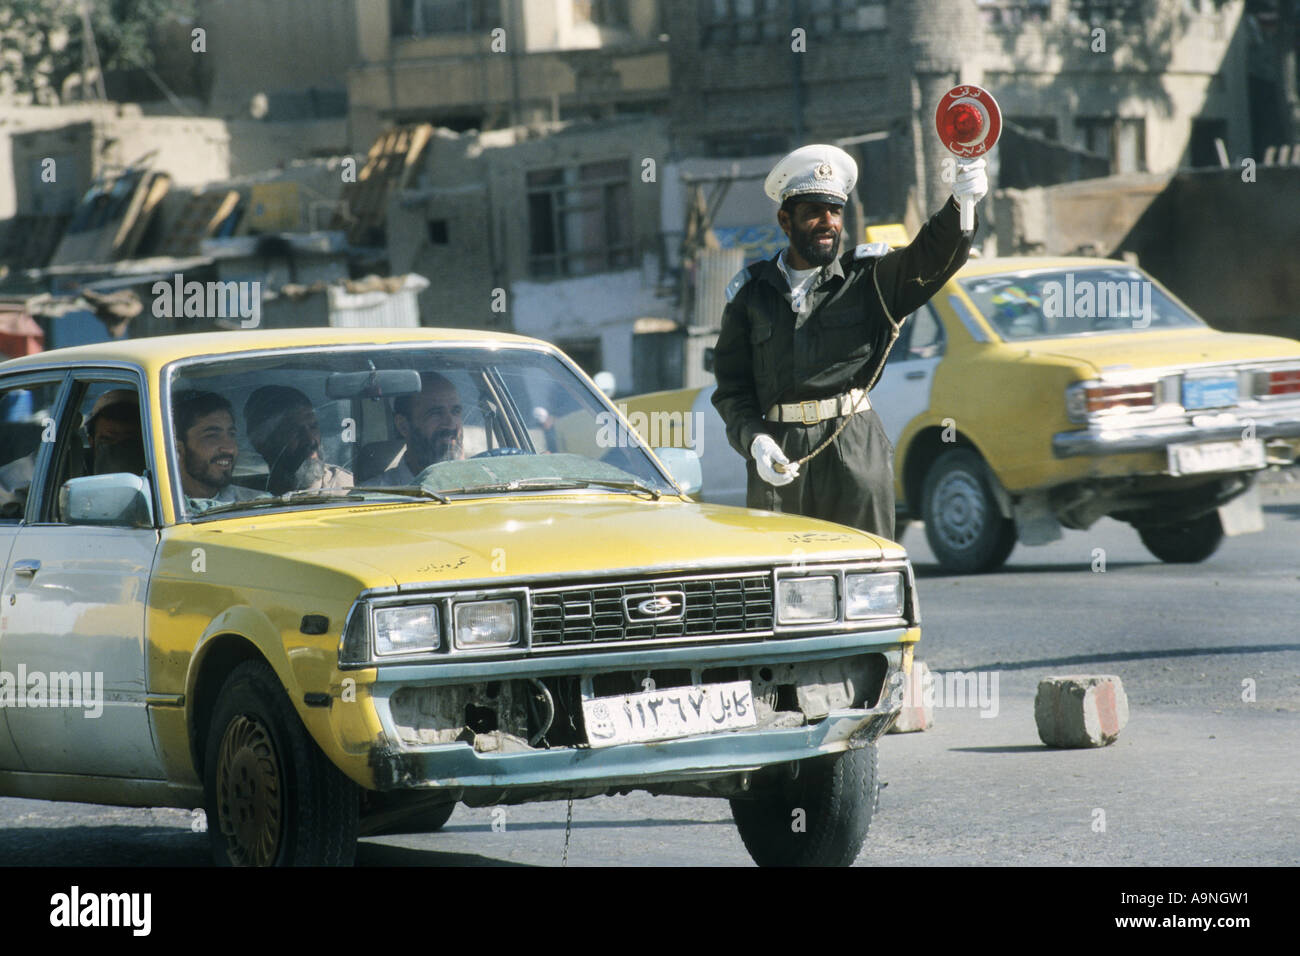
<box><xmin>0</xmin><ymin>380</ymin><xmax>63</xmax><ymax>523</ymax></box>
<box><xmin>41</xmin><ymin>380</ymin><xmax>148</xmax><ymax>525</ymax></box>
<box><xmin>959</xmin><ymin>267</ymin><xmax>1205</xmax><ymax>340</ymax></box>
<box><xmin>167</xmin><ymin>345</ymin><xmax>676</xmax><ymax>519</ymax></box>
<box><xmin>906</xmin><ymin>305</ymin><xmax>945</xmax><ymax>359</ymax></box>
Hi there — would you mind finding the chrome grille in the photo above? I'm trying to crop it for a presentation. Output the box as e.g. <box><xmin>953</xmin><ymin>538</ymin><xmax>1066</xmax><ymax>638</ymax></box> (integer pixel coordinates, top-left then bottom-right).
<box><xmin>530</xmin><ymin>573</ymin><xmax>774</xmax><ymax>648</ymax></box>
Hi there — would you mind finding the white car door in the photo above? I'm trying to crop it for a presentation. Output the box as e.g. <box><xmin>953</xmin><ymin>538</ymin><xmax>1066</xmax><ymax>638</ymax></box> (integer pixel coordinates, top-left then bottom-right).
<box><xmin>0</xmin><ymin>375</ymin><xmax>66</xmax><ymax>773</ymax></box>
<box><xmin>694</xmin><ymin>386</ymin><xmax>748</xmax><ymax>507</ymax></box>
<box><xmin>871</xmin><ymin>304</ymin><xmax>944</xmax><ymax>450</ymax></box>
<box><xmin>0</xmin><ymin>376</ymin><xmax>164</xmax><ymax>779</ymax></box>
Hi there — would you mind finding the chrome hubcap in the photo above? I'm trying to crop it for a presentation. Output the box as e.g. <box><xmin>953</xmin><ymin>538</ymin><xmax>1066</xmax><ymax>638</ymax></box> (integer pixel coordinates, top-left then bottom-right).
<box><xmin>932</xmin><ymin>470</ymin><xmax>986</xmax><ymax>551</ymax></box>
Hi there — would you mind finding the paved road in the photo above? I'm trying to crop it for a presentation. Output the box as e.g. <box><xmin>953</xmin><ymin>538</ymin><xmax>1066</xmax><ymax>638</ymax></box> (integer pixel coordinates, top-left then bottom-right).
<box><xmin>1</xmin><ymin>483</ymin><xmax>1296</xmax><ymax>866</ymax></box>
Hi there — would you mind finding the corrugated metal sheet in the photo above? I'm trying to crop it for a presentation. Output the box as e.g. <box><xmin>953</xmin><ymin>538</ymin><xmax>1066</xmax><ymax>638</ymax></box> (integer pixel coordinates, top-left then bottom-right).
<box><xmin>327</xmin><ymin>274</ymin><xmax>429</xmax><ymax>328</ymax></box>
<box><xmin>693</xmin><ymin>248</ymin><xmax>744</xmax><ymax>330</ymax></box>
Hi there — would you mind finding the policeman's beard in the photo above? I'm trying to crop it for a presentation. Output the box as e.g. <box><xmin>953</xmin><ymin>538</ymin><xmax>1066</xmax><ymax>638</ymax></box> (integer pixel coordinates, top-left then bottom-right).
<box><xmin>293</xmin><ymin>454</ymin><xmax>326</xmax><ymax>489</ymax></box>
<box><xmin>792</xmin><ymin>222</ymin><xmax>840</xmax><ymax>267</ymax></box>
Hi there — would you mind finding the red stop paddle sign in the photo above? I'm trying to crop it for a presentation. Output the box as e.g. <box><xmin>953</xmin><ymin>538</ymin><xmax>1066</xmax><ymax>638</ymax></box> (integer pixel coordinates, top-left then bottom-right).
<box><xmin>935</xmin><ymin>84</ymin><xmax>1002</xmax><ymax>157</ymax></box>
<box><xmin>935</xmin><ymin>84</ymin><xmax>1001</xmax><ymax>235</ymax></box>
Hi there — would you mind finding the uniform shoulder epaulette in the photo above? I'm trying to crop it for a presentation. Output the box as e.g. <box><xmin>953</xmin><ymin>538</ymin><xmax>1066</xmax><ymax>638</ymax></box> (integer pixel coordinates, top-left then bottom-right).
<box><xmin>854</xmin><ymin>242</ymin><xmax>890</xmax><ymax>260</ymax></box>
<box><xmin>725</xmin><ymin>263</ymin><xmax>761</xmax><ymax>303</ymax></box>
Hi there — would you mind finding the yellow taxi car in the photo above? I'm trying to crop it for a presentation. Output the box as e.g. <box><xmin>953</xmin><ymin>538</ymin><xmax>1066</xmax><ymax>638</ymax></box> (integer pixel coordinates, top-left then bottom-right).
<box><xmin>623</xmin><ymin>257</ymin><xmax>1300</xmax><ymax>573</ymax></box>
<box><xmin>0</xmin><ymin>328</ymin><xmax>919</xmax><ymax>867</ymax></box>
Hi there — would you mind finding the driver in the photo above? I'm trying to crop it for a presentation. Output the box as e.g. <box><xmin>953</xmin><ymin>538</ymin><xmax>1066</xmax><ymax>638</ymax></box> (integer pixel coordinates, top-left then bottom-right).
<box><xmin>243</xmin><ymin>385</ymin><xmax>352</xmax><ymax>494</ymax></box>
<box><xmin>374</xmin><ymin>372</ymin><xmax>465</xmax><ymax>485</ymax></box>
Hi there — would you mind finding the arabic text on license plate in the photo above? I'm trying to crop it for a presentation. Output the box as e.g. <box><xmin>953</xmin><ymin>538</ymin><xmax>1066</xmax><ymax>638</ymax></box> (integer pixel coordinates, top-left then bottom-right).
<box><xmin>1182</xmin><ymin>377</ymin><xmax>1238</xmax><ymax>410</ymax></box>
<box><xmin>582</xmin><ymin>680</ymin><xmax>757</xmax><ymax>748</ymax></box>
<box><xmin>1167</xmin><ymin>439</ymin><xmax>1265</xmax><ymax>476</ymax></box>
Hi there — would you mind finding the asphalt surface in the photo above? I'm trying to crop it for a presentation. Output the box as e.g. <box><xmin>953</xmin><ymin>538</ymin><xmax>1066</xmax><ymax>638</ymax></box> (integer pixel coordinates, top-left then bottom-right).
<box><xmin>0</xmin><ymin>477</ymin><xmax>1296</xmax><ymax>867</ymax></box>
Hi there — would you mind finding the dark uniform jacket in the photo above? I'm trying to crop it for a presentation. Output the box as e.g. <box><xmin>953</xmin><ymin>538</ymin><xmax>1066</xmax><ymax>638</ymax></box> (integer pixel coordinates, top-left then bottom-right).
<box><xmin>710</xmin><ymin>196</ymin><xmax>975</xmax><ymax>537</ymax></box>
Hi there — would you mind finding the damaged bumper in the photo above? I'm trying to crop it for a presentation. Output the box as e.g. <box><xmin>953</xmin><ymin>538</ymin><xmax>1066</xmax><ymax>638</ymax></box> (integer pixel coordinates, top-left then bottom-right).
<box><xmin>365</xmin><ymin>630</ymin><xmax>910</xmax><ymax>794</ymax></box>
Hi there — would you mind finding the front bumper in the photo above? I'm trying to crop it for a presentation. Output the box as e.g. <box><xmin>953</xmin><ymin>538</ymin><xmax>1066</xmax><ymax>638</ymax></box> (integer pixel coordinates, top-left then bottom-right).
<box><xmin>1052</xmin><ymin>410</ymin><xmax>1300</xmax><ymax>459</ymax></box>
<box><xmin>367</xmin><ymin>630</ymin><xmax>909</xmax><ymax>793</ymax></box>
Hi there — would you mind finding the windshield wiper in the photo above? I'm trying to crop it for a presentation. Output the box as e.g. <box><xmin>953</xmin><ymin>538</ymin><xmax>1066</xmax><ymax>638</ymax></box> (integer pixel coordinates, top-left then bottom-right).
<box><xmin>348</xmin><ymin>485</ymin><xmax>450</xmax><ymax>504</ymax></box>
<box><xmin>437</xmin><ymin>477</ymin><xmax>662</xmax><ymax>500</ymax></box>
<box><xmin>196</xmin><ymin>489</ymin><xmax>368</xmax><ymax>516</ymax></box>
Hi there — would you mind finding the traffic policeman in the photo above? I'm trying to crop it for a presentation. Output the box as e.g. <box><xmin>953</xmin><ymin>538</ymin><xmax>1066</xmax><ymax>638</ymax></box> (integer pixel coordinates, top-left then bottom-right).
<box><xmin>710</xmin><ymin>144</ymin><xmax>987</xmax><ymax>538</ymax></box>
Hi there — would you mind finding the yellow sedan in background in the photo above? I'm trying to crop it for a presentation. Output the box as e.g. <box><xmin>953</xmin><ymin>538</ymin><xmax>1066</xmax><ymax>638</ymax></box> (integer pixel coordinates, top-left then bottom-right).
<box><xmin>623</xmin><ymin>257</ymin><xmax>1300</xmax><ymax>573</ymax></box>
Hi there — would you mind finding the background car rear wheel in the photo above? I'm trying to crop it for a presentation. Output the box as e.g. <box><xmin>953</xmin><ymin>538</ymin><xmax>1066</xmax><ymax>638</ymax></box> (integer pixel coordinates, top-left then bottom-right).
<box><xmin>1136</xmin><ymin>511</ymin><xmax>1224</xmax><ymax>564</ymax></box>
<box><xmin>729</xmin><ymin>744</ymin><xmax>877</xmax><ymax>867</ymax></box>
<box><xmin>204</xmin><ymin>660</ymin><xmax>360</xmax><ymax>866</ymax></box>
<box><xmin>921</xmin><ymin>449</ymin><xmax>1017</xmax><ymax>573</ymax></box>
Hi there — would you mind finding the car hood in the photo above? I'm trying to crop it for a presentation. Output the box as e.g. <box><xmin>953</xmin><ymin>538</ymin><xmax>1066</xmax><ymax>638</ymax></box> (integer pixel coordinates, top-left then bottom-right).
<box><xmin>1002</xmin><ymin>328</ymin><xmax>1300</xmax><ymax>376</ymax></box>
<box><xmin>219</xmin><ymin>496</ymin><xmax>900</xmax><ymax>589</ymax></box>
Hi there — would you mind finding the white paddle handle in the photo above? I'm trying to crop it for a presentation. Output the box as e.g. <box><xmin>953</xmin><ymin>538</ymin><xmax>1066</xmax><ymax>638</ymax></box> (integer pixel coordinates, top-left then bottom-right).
<box><xmin>960</xmin><ymin>195</ymin><xmax>975</xmax><ymax>235</ymax></box>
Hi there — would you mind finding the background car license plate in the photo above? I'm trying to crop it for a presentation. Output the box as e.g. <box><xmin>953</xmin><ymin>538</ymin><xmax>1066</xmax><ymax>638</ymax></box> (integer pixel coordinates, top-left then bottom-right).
<box><xmin>582</xmin><ymin>680</ymin><xmax>756</xmax><ymax>748</ymax></box>
<box><xmin>1182</xmin><ymin>377</ymin><xmax>1238</xmax><ymax>410</ymax></box>
<box><xmin>1167</xmin><ymin>438</ymin><xmax>1265</xmax><ymax>476</ymax></box>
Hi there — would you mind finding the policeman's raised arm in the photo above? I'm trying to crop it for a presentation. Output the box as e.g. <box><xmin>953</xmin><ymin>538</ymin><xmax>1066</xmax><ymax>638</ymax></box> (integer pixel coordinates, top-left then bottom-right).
<box><xmin>871</xmin><ymin>158</ymin><xmax>988</xmax><ymax>324</ymax></box>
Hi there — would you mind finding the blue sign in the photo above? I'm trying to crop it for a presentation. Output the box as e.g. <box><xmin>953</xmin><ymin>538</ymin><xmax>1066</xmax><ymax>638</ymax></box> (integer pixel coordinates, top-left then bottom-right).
<box><xmin>1182</xmin><ymin>378</ymin><xmax>1237</xmax><ymax>410</ymax></box>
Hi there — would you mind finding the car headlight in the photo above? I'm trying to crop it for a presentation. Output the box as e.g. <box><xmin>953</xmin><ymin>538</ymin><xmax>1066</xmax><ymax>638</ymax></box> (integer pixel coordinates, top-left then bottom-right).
<box><xmin>845</xmin><ymin>572</ymin><xmax>905</xmax><ymax>619</ymax></box>
<box><xmin>373</xmin><ymin>605</ymin><xmax>440</xmax><ymax>657</ymax></box>
<box><xmin>454</xmin><ymin>599</ymin><xmax>520</xmax><ymax>649</ymax></box>
<box><xmin>777</xmin><ymin>576</ymin><xmax>837</xmax><ymax>625</ymax></box>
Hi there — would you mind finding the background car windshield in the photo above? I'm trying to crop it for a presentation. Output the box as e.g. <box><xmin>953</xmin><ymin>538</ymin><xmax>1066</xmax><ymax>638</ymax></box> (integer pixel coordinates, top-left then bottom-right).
<box><xmin>959</xmin><ymin>268</ymin><xmax>1206</xmax><ymax>340</ymax></box>
<box><xmin>168</xmin><ymin>345</ymin><xmax>674</xmax><ymax>516</ymax></box>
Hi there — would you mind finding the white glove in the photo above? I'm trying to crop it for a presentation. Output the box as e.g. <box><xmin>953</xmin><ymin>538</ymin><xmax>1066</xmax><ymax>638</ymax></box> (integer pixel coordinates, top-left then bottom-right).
<box><xmin>750</xmin><ymin>433</ymin><xmax>798</xmax><ymax>487</ymax></box>
<box><xmin>951</xmin><ymin>156</ymin><xmax>988</xmax><ymax>206</ymax></box>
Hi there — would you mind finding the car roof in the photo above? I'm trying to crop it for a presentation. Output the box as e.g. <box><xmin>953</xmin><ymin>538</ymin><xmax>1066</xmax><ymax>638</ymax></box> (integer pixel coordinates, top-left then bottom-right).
<box><xmin>0</xmin><ymin>326</ymin><xmax>550</xmax><ymax>376</ymax></box>
<box><xmin>953</xmin><ymin>255</ymin><xmax>1138</xmax><ymax>278</ymax></box>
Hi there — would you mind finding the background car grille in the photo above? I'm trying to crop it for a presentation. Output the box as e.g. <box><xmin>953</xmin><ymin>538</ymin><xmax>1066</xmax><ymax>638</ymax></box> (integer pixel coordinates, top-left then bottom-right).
<box><xmin>530</xmin><ymin>573</ymin><xmax>774</xmax><ymax>648</ymax></box>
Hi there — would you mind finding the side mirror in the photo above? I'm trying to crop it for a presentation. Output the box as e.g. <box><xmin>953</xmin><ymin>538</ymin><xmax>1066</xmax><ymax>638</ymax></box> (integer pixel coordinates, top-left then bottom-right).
<box><xmin>703</xmin><ymin>347</ymin><xmax>715</xmax><ymax>373</ymax></box>
<box><xmin>60</xmin><ymin>473</ymin><xmax>154</xmax><ymax>527</ymax></box>
<box><xmin>653</xmin><ymin>447</ymin><xmax>702</xmax><ymax>497</ymax></box>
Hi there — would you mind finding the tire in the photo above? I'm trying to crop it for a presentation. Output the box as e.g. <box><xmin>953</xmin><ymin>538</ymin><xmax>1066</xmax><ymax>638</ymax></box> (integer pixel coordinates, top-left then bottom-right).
<box><xmin>921</xmin><ymin>448</ymin><xmax>1017</xmax><ymax>573</ymax></box>
<box><xmin>204</xmin><ymin>660</ymin><xmax>360</xmax><ymax>866</ymax></box>
<box><xmin>1137</xmin><ymin>510</ymin><xmax>1224</xmax><ymax>564</ymax></box>
<box><xmin>730</xmin><ymin>744</ymin><xmax>878</xmax><ymax>867</ymax></box>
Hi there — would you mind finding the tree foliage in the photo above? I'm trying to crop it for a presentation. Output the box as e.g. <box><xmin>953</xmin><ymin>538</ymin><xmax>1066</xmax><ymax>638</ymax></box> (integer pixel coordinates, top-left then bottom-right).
<box><xmin>0</xmin><ymin>0</ymin><xmax>195</xmax><ymax>103</ymax></box>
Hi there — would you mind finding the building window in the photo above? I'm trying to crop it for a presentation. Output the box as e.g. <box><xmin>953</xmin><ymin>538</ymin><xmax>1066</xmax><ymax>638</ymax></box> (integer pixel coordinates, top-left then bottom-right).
<box><xmin>527</xmin><ymin>160</ymin><xmax>634</xmax><ymax>278</ymax></box>
<box><xmin>390</xmin><ymin>0</ymin><xmax>501</xmax><ymax>37</ymax></box>
<box><xmin>975</xmin><ymin>0</ymin><xmax>1051</xmax><ymax>27</ymax></box>
<box><xmin>574</xmin><ymin>0</ymin><xmax>630</xmax><ymax>27</ymax></box>
<box><xmin>1076</xmin><ymin>117</ymin><xmax>1146</xmax><ymax>173</ymax></box>
<box><xmin>1068</xmin><ymin>0</ymin><xmax>1146</xmax><ymax>25</ymax></box>
<box><xmin>699</xmin><ymin>0</ymin><xmax>884</xmax><ymax>47</ymax></box>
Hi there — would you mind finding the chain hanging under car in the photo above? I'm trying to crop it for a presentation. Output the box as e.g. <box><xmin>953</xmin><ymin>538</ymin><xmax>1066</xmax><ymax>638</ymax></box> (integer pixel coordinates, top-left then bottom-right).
<box><xmin>561</xmin><ymin>796</ymin><xmax>574</xmax><ymax>866</ymax></box>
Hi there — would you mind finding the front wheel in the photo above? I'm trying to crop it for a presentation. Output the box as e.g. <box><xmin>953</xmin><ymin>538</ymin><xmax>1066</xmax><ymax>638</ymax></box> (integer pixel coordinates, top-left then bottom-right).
<box><xmin>204</xmin><ymin>660</ymin><xmax>360</xmax><ymax>866</ymax></box>
<box><xmin>921</xmin><ymin>449</ymin><xmax>1017</xmax><ymax>573</ymax></box>
<box><xmin>729</xmin><ymin>744</ymin><xmax>878</xmax><ymax>867</ymax></box>
<box><xmin>1137</xmin><ymin>510</ymin><xmax>1224</xmax><ymax>563</ymax></box>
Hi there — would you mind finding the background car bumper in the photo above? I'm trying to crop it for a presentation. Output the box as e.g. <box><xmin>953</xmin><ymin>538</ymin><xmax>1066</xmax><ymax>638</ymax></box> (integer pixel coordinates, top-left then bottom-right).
<box><xmin>1052</xmin><ymin>413</ymin><xmax>1300</xmax><ymax>459</ymax></box>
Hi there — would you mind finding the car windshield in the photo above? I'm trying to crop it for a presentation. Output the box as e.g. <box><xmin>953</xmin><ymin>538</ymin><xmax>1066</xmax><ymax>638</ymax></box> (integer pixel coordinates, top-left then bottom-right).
<box><xmin>959</xmin><ymin>267</ymin><xmax>1206</xmax><ymax>340</ymax></box>
<box><xmin>167</xmin><ymin>344</ymin><xmax>675</xmax><ymax>518</ymax></box>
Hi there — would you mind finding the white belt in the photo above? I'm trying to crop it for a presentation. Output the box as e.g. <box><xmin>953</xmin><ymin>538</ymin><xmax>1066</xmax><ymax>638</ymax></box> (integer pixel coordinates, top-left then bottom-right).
<box><xmin>766</xmin><ymin>387</ymin><xmax>870</xmax><ymax>424</ymax></box>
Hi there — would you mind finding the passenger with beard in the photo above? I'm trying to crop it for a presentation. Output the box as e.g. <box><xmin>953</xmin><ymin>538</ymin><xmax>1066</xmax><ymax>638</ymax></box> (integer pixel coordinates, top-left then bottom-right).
<box><xmin>172</xmin><ymin>390</ymin><xmax>264</xmax><ymax>513</ymax></box>
<box><xmin>372</xmin><ymin>372</ymin><xmax>465</xmax><ymax>486</ymax></box>
<box><xmin>711</xmin><ymin>144</ymin><xmax>987</xmax><ymax>538</ymax></box>
<box><xmin>244</xmin><ymin>386</ymin><xmax>353</xmax><ymax>494</ymax></box>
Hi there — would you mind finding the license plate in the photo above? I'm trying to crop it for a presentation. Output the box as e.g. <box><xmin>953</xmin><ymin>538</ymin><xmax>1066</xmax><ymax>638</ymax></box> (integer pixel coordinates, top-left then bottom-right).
<box><xmin>1167</xmin><ymin>439</ymin><xmax>1265</xmax><ymax>476</ymax></box>
<box><xmin>582</xmin><ymin>680</ymin><xmax>757</xmax><ymax>748</ymax></box>
<box><xmin>1182</xmin><ymin>377</ymin><xmax>1238</xmax><ymax>410</ymax></box>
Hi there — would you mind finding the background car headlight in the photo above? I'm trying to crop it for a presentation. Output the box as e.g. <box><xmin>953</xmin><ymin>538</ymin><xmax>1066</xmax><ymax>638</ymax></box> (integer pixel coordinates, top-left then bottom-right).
<box><xmin>373</xmin><ymin>605</ymin><xmax>440</xmax><ymax>657</ymax></box>
<box><xmin>454</xmin><ymin>600</ymin><xmax>520</xmax><ymax>649</ymax></box>
<box><xmin>845</xmin><ymin>572</ymin><xmax>905</xmax><ymax>619</ymax></box>
<box><xmin>777</xmin><ymin>576</ymin><xmax>837</xmax><ymax>624</ymax></box>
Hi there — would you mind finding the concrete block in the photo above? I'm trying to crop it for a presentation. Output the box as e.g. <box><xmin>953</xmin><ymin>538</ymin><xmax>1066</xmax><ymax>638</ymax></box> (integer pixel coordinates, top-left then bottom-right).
<box><xmin>888</xmin><ymin>659</ymin><xmax>934</xmax><ymax>734</ymax></box>
<box><xmin>1034</xmin><ymin>674</ymin><xmax>1129</xmax><ymax>748</ymax></box>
